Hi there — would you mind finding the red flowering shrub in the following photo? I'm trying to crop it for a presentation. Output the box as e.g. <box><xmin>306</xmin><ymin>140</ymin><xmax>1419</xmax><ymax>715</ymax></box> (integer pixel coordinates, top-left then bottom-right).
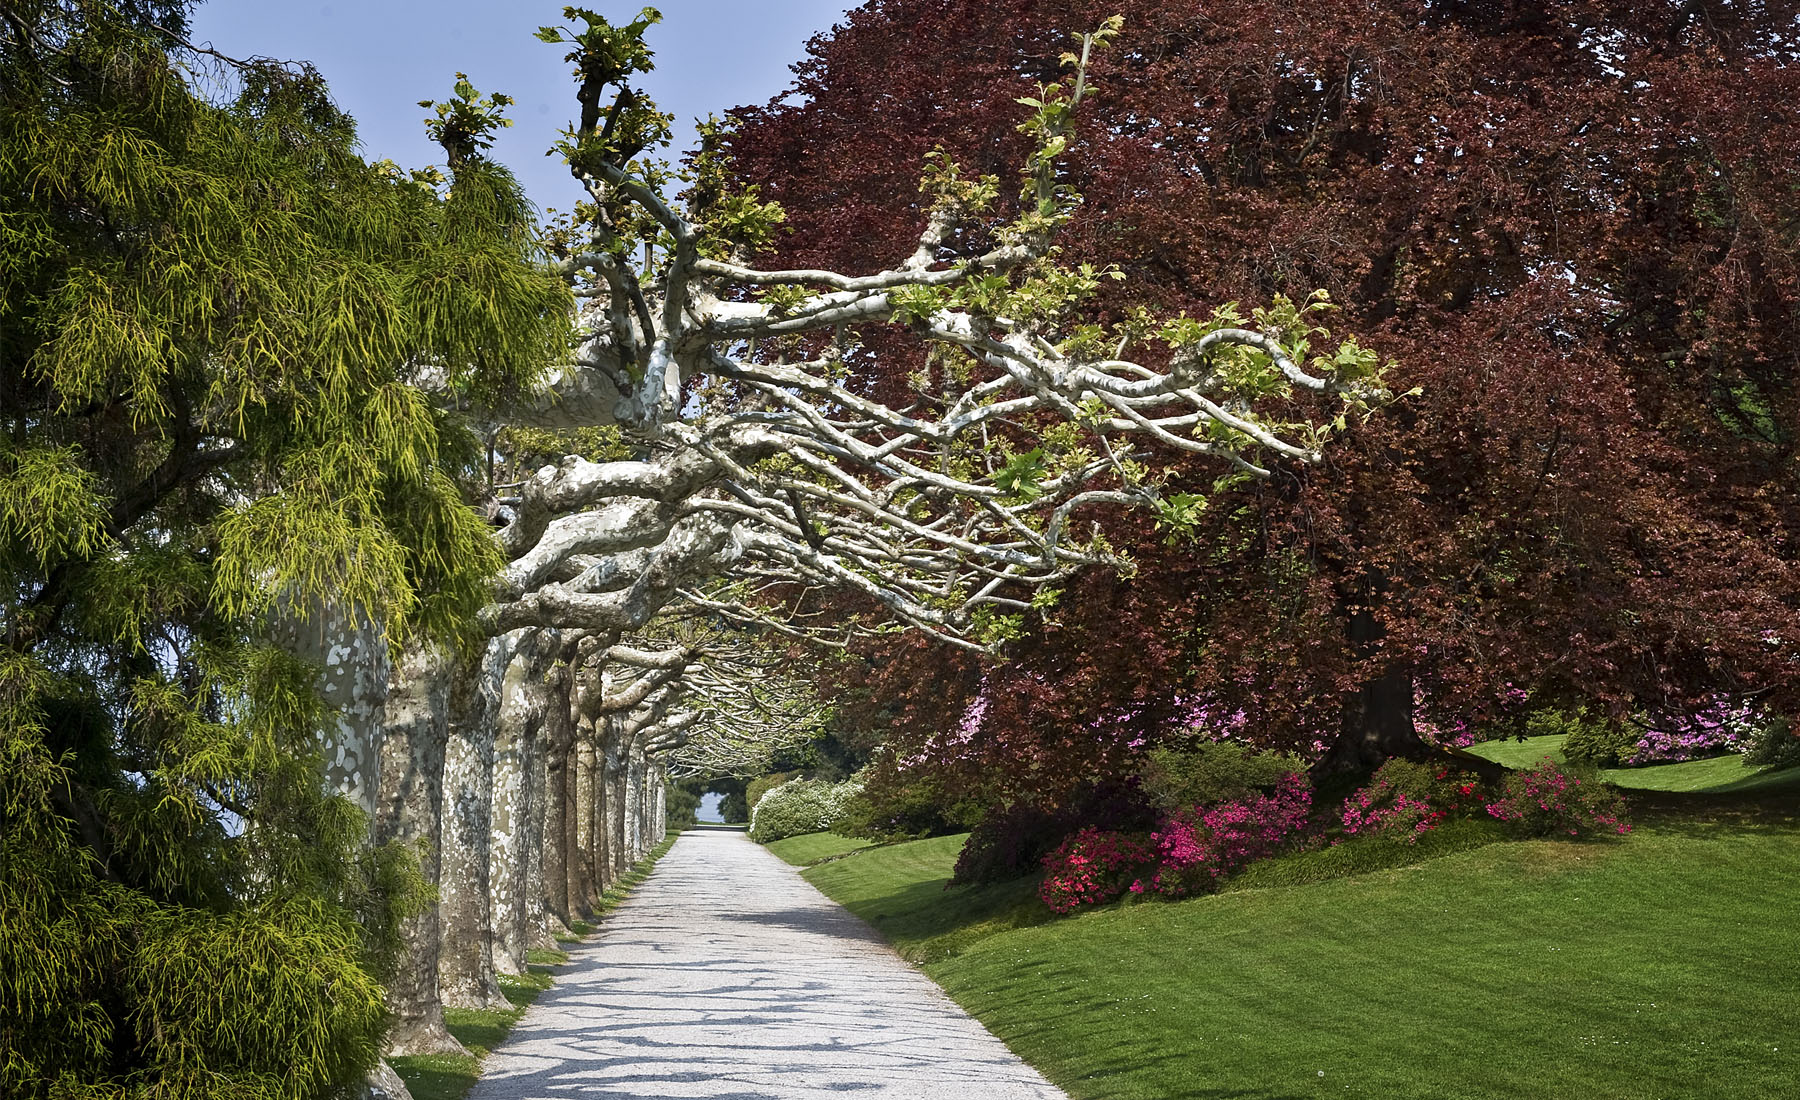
<box><xmin>1484</xmin><ymin>759</ymin><xmax>1630</xmax><ymax>838</ymax></box>
<box><xmin>1040</xmin><ymin>771</ymin><xmax>1314</xmax><ymax>911</ymax></box>
<box><xmin>1339</xmin><ymin>760</ymin><xmax>1489</xmax><ymax>844</ymax></box>
<box><xmin>1145</xmin><ymin>772</ymin><xmax>1314</xmax><ymax>897</ymax></box>
<box><xmin>1038</xmin><ymin>828</ymin><xmax>1157</xmax><ymax>914</ymax></box>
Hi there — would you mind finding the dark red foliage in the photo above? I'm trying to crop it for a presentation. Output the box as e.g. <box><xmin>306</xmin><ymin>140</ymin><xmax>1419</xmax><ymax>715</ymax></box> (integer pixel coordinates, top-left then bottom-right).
<box><xmin>731</xmin><ymin>0</ymin><xmax>1800</xmax><ymax>801</ymax></box>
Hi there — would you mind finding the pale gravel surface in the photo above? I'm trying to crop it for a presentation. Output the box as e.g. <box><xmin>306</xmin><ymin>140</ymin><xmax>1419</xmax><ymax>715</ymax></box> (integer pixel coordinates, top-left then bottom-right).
<box><xmin>464</xmin><ymin>828</ymin><xmax>1068</xmax><ymax>1100</ymax></box>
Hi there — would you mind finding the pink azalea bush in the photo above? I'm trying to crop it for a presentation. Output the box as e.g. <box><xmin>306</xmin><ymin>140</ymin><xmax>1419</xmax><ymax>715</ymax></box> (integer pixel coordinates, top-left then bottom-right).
<box><xmin>1143</xmin><ymin>772</ymin><xmax>1313</xmax><ymax>896</ymax></box>
<box><xmin>1484</xmin><ymin>758</ymin><xmax>1630</xmax><ymax>837</ymax></box>
<box><xmin>1037</xmin><ymin>827</ymin><xmax>1158</xmax><ymax>914</ymax></box>
<box><xmin>1338</xmin><ymin>759</ymin><xmax>1488</xmax><ymax>844</ymax></box>
<box><xmin>1039</xmin><ymin>772</ymin><xmax>1313</xmax><ymax>913</ymax></box>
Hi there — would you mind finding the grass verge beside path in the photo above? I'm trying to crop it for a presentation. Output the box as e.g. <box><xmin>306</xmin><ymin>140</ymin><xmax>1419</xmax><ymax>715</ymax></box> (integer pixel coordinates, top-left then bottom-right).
<box><xmin>801</xmin><ymin>818</ymin><xmax>1800</xmax><ymax>1099</ymax></box>
<box><xmin>764</xmin><ymin>831</ymin><xmax>873</xmax><ymax>866</ymax></box>
<box><xmin>391</xmin><ymin>831</ymin><xmax>682</xmax><ymax>1100</ymax></box>
<box><xmin>1467</xmin><ymin>734</ymin><xmax>1800</xmax><ymax>794</ymax></box>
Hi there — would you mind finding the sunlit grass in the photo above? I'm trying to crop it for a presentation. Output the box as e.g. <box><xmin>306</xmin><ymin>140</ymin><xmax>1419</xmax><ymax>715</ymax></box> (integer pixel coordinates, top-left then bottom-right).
<box><xmin>763</xmin><ymin>830</ymin><xmax>874</xmax><ymax>866</ymax></box>
<box><xmin>1468</xmin><ymin>734</ymin><xmax>1800</xmax><ymax>793</ymax></box>
<box><xmin>804</xmin><ymin>817</ymin><xmax>1800</xmax><ymax>1099</ymax></box>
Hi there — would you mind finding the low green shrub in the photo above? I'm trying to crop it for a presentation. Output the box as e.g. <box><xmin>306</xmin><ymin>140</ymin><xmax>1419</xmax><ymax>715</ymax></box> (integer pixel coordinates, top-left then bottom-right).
<box><xmin>1743</xmin><ymin>715</ymin><xmax>1800</xmax><ymax>769</ymax></box>
<box><xmin>835</xmin><ymin>766</ymin><xmax>982</xmax><ymax>841</ymax></box>
<box><xmin>1541</xmin><ymin>706</ymin><xmax>1637</xmax><ymax>766</ymax></box>
<box><xmin>1135</xmin><ymin>740</ymin><xmax>1306</xmax><ymax>813</ymax></box>
<box><xmin>748</xmin><ymin>776</ymin><xmax>865</xmax><ymax>843</ymax></box>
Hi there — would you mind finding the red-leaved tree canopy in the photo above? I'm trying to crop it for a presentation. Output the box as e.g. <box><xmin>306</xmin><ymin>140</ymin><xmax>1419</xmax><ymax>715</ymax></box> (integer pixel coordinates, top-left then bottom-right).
<box><xmin>728</xmin><ymin>0</ymin><xmax>1800</xmax><ymax>798</ymax></box>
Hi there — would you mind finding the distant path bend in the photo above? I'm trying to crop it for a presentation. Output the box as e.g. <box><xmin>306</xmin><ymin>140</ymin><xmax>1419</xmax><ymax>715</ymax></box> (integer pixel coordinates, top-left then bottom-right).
<box><xmin>465</xmin><ymin>829</ymin><xmax>1068</xmax><ymax>1100</ymax></box>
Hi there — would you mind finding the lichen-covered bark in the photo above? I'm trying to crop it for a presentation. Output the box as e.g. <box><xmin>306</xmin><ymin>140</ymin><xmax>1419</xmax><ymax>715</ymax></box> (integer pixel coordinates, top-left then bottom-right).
<box><xmin>374</xmin><ymin>643</ymin><xmax>465</xmax><ymax>1057</ymax></box>
<box><xmin>542</xmin><ymin>637</ymin><xmax>585</xmax><ymax>929</ymax></box>
<box><xmin>271</xmin><ymin>602</ymin><xmax>389</xmax><ymax>816</ymax></box>
<box><xmin>438</xmin><ymin>635</ymin><xmax>511</xmax><ymax>1010</ymax></box>
<box><xmin>525</xmin><ymin>647</ymin><xmax>570</xmax><ymax>950</ymax></box>
<box><xmin>602</xmin><ymin>716</ymin><xmax>628</xmax><ymax>882</ymax></box>
<box><xmin>489</xmin><ymin>629</ymin><xmax>557</xmax><ymax>975</ymax></box>
<box><xmin>569</xmin><ymin>728</ymin><xmax>596</xmax><ymax>915</ymax></box>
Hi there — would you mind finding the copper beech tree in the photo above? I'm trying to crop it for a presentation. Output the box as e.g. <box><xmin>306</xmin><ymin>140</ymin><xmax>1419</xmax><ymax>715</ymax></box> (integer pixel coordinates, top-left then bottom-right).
<box><xmin>722</xmin><ymin>0</ymin><xmax>1800</xmax><ymax>799</ymax></box>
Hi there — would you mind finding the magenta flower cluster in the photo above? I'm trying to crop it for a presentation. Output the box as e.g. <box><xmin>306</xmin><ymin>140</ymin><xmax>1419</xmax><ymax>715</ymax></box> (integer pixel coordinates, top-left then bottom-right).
<box><xmin>1038</xmin><ymin>773</ymin><xmax>1312</xmax><ymax>913</ymax></box>
<box><xmin>1036</xmin><ymin>828</ymin><xmax>1159</xmax><ymax>914</ymax></box>
<box><xmin>1340</xmin><ymin>784</ymin><xmax>1440</xmax><ymax>843</ymax></box>
<box><xmin>1484</xmin><ymin>758</ymin><xmax>1630</xmax><ymax>837</ymax></box>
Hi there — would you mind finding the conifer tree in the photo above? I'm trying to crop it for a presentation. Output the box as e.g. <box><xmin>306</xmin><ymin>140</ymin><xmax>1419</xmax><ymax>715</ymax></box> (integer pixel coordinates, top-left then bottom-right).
<box><xmin>0</xmin><ymin>2</ymin><xmax>568</xmax><ymax>1095</ymax></box>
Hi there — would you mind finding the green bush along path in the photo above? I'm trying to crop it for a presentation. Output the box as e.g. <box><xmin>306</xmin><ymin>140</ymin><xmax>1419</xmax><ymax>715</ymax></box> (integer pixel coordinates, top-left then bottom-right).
<box><xmin>796</xmin><ymin>815</ymin><xmax>1800</xmax><ymax>1100</ymax></box>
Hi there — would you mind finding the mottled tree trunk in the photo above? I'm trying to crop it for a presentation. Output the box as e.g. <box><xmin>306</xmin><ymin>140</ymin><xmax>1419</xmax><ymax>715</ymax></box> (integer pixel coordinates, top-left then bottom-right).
<box><xmin>603</xmin><ymin>717</ymin><xmax>629</xmax><ymax>881</ymax></box>
<box><xmin>536</xmin><ymin>637</ymin><xmax>579</xmax><ymax>936</ymax></box>
<box><xmin>438</xmin><ymin>635</ymin><xmax>510</xmax><ymax>1010</ymax></box>
<box><xmin>271</xmin><ymin>602</ymin><xmax>388</xmax><ymax>817</ymax></box>
<box><xmin>525</xmin><ymin>648</ymin><xmax>568</xmax><ymax>950</ymax></box>
<box><xmin>623</xmin><ymin>728</ymin><xmax>645</xmax><ymax>863</ymax></box>
<box><xmin>569</xmin><ymin>727</ymin><xmax>597</xmax><ymax>917</ymax></box>
<box><xmin>489</xmin><ymin>629</ymin><xmax>557</xmax><ymax>976</ymax></box>
<box><xmin>374</xmin><ymin>643</ymin><xmax>466</xmax><ymax>1057</ymax></box>
<box><xmin>647</xmin><ymin>760</ymin><xmax>667</xmax><ymax>847</ymax></box>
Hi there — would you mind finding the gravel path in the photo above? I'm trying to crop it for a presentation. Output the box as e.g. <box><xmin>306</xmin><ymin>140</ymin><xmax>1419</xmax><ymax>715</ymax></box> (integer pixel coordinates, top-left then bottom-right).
<box><xmin>464</xmin><ymin>828</ymin><xmax>1067</xmax><ymax>1100</ymax></box>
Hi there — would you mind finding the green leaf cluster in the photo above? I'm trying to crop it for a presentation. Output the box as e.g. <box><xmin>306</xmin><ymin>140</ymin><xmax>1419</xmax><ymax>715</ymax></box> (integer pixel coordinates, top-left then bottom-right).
<box><xmin>0</xmin><ymin>7</ymin><xmax>561</xmax><ymax>1095</ymax></box>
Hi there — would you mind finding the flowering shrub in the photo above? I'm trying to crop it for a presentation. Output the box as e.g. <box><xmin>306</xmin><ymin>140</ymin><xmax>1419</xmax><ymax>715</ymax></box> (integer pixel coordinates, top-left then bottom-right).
<box><xmin>1484</xmin><ymin>759</ymin><xmax>1629</xmax><ymax>838</ymax></box>
<box><xmin>1341</xmin><ymin>785</ymin><xmax>1439</xmax><ymax>842</ymax></box>
<box><xmin>748</xmin><ymin>775</ymin><xmax>866</xmax><ymax>843</ymax></box>
<box><xmin>1339</xmin><ymin>760</ymin><xmax>1487</xmax><ymax>844</ymax></box>
<box><xmin>1038</xmin><ymin>828</ymin><xmax>1157</xmax><ymax>914</ymax></box>
<box><xmin>1624</xmin><ymin>697</ymin><xmax>1758</xmax><ymax>765</ymax></box>
<box><xmin>1144</xmin><ymin>772</ymin><xmax>1313</xmax><ymax>896</ymax></box>
<box><xmin>1039</xmin><ymin>771</ymin><xmax>1314</xmax><ymax>911</ymax></box>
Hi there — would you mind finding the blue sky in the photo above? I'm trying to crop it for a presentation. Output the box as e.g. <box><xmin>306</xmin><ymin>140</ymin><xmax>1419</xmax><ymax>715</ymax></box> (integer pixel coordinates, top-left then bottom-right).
<box><xmin>188</xmin><ymin>1</ymin><xmax>856</xmax><ymax>215</ymax></box>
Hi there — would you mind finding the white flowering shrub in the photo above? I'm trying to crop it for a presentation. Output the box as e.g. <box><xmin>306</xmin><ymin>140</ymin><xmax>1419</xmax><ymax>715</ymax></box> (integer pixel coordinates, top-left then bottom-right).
<box><xmin>749</xmin><ymin>776</ymin><xmax>866</xmax><ymax>844</ymax></box>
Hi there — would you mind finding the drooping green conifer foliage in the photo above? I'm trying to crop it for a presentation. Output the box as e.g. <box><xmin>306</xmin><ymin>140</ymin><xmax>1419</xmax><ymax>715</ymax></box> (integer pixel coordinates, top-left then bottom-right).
<box><xmin>0</xmin><ymin>2</ymin><xmax>570</xmax><ymax>1095</ymax></box>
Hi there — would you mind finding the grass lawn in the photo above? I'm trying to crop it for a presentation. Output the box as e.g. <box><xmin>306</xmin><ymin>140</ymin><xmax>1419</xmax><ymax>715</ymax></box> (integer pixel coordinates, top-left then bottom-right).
<box><xmin>804</xmin><ymin>817</ymin><xmax>1800</xmax><ymax>1099</ymax></box>
<box><xmin>390</xmin><ymin>831</ymin><xmax>680</xmax><ymax>1100</ymax></box>
<box><xmin>1467</xmin><ymin>734</ymin><xmax>1800</xmax><ymax>794</ymax></box>
<box><xmin>764</xmin><ymin>830</ymin><xmax>874</xmax><ymax>866</ymax></box>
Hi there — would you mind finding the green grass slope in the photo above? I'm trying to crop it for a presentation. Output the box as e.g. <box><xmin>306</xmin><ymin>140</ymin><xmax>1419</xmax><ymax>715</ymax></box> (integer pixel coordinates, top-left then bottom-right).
<box><xmin>763</xmin><ymin>831</ymin><xmax>873</xmax><ymax>866</ymax></box>
<box><xmin>1467</xmin><ymin>734</ymin><xmax>1800</xmax><ymax>793</ymax></box>
<box><xmin>805</xmin><ymin>822</ymin><xmax>1800</xmax><ymax>1100</ymax></box>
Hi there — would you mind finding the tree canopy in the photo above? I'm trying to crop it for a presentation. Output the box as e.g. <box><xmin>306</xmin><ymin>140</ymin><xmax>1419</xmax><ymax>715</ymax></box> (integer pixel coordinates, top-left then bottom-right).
<box><xmin>1</xmin><ymin>2</ymin><xmax>565</xmax><ymax>1093</ymax></box>
<box><xmin>725</xmin><ymin>0</ymin><xmax>1800</xmax><ymax>798</ymax></box>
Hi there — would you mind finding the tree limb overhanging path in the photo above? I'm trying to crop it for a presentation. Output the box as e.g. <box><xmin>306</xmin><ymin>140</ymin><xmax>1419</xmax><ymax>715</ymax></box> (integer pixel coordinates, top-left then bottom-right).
<box><xmin>465</xmin><ymin>831</ymin><xmax>1066</xmax><ymax>1100</ymax></box>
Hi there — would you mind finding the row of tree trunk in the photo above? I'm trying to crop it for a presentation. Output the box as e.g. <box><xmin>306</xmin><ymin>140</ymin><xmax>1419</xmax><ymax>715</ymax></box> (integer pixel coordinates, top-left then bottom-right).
<box><xmin>312</xmin><ymin>620</ymin><xmax>675</xmax><ymax>1059</ymax></box>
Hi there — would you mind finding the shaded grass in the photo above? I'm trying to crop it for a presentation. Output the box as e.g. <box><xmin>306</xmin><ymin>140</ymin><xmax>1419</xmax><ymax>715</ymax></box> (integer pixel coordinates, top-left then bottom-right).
<box><xmin>1468</xmin><ymin>734</ymin><xmax>1800</xmax><ymax>793</ymax></box>
<box><xmin>763</xmin><ymin>830</ymin><xmax>874</xmax><ymax>866</ymax></box>
<box><xmin>390</xmin><ymin>831</ymin><xmax>681</xmax><ymax>1100</ymax></box>
<box><xmin>803</xmin><ymin>834</ymin><xmax>1050</xmax><ymax>964</ymax></box>
<box><xmin>804</xmin><ymin>818</ymin><xmax>1800</xmax><ymax>1099</ymax></box>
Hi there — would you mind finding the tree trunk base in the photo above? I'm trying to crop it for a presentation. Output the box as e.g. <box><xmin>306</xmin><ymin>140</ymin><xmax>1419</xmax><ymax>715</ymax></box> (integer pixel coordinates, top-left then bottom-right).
<box><xmin>384</xmin><ymin>1013</ymin><xmax>471</xmax><ymax>1059</ymax></box>
<box><xmin>356</xmin><ymin>1060</ymin><xmax>414</xmax><ymax>1100</ymax></box>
